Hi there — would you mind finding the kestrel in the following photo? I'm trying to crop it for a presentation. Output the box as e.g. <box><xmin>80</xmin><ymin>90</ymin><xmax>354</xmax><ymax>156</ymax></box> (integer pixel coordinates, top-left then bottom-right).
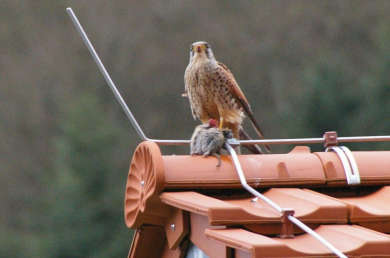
<box><xmin>184</xmin><ymin>41</ymin><xmax>270</xmax><ymax>152</ymax></box>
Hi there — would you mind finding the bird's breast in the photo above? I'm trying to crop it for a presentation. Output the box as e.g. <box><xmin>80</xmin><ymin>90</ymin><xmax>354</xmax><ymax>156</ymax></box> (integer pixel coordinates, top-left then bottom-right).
<box><xmin>185</xmin><ymin>62</ymin><xmax>243</xmax><ymax>123</ymax></box>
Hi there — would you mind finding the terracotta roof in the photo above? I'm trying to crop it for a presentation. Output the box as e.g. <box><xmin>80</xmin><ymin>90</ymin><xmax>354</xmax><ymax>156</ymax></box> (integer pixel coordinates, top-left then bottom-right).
<box><xmin>124</xmin><ymin>141</ymin><xmax>390</xmax><ymax>258</ymax></box>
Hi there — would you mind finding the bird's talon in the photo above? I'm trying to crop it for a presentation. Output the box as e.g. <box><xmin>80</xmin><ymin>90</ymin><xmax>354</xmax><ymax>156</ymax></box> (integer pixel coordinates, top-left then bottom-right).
<box><xmin>219</xmin><ymin>117</ymin><xmax>224</xmax><ymax>130</ymax></box>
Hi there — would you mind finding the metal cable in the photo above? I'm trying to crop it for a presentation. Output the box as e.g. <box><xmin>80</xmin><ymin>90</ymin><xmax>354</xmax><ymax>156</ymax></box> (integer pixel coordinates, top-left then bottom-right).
<box><xmin>288</xmin><ymin>216</ymin><xmax>347</xmax><ymax>258</ymax></box>
<box><xmin>225</xmin><ymin>143</ymin><xmax>347</xmax><ymax>258</ymax></box>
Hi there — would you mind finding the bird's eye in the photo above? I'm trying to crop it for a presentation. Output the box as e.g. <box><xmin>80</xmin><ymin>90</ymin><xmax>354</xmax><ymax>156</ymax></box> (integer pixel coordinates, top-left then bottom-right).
<box><xmin>205</xmin><ymin>43</ymin><xmax>210</xmax><ymax>49</ymax></box>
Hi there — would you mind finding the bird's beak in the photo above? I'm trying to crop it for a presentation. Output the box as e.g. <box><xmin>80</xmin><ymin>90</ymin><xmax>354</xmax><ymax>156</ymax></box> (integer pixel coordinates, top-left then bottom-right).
<box><xmin>193</xmin><ymin>44</ymin><xmax>206</xmax><ymax>53</ymax></box>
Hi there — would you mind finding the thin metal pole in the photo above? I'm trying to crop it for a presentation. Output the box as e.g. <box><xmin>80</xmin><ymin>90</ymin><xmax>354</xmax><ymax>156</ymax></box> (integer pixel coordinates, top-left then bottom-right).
<box><xmin>149</xmin><ymin>135</ymin><xmax>390</xmax><ymax>146</ymax></box>
<box><xmin>239</xmin><ymin>135</ymin><xmax>390</xmax><ymax>145</ymax></box>
<box><xmin>148</xmin><ymin>139</ymin><xmax>191</xmax><ymax>145</ymax></box>
<box><xmin>149</xmin><ymin>136</ymin><xmax>390</xmax><ymax>145</ymax></box>
<box><xmin>66</xmin><ymin>7</ymin><xmax>148</xmax><ymax>141</ymax></box>
<box><xmin>152</xmin><ymin>135</ymin><xmax>390</xmax><ymax>146</ymax></box>
<box><xmin>225</xmin><ymin>142</ymin><xmax>347</xmax><ymax>258</ymax></box>
<box><xmin>288</xmin><ymin>216</ymin><xmax>347</xmax><ymax>258</ymax></box>
<box><xmin>225</xmin><ymin>144</ymin><xmax>282</xmax><ymax>213</ymax></box>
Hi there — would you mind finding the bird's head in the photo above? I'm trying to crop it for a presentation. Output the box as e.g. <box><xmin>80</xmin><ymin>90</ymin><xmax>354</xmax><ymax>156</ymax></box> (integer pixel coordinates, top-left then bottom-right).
<box><xmin>189</xmin><ymin>41</ymin><xmax>216</xmax><ymax>63</ymax></box>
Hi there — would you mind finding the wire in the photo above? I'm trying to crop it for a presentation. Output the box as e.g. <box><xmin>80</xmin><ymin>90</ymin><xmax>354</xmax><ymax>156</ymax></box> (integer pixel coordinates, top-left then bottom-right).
<box><xmin>225</xmin><ymin>142</ymin><xmax>348</xmax><ymax>258</ymax></box>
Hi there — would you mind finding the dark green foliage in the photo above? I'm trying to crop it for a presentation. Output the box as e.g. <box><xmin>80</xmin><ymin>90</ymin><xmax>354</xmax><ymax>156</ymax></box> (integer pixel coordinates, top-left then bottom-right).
<box><xmin>302</xmin><ymin>62</ymin><xmax>361</xmax><ymax>135</ymax></box>
<box><xmin>47</xmin><ymin>93</ymin><xmax>132</xmax><ymax>258</ymax></box>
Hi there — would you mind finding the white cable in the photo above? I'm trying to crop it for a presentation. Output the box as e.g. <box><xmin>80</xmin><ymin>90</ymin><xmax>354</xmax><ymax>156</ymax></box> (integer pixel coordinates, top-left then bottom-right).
<box><xmin>288</xmin><ymin>216</ymin><xmax>347</xmax><ymax>258</ymax></box>
<box><xmin>226</xmin><ymin>143</ymin><xmax>347</xmax><ymax>258</ymax></box>
<box><xmin>225</xmin><ymin>143</ymin><xmax>282</xmax><ymax>213</ymax></box>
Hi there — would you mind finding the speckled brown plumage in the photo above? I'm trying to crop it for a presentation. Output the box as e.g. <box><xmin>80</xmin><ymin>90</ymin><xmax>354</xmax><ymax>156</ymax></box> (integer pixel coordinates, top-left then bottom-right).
<box><xmin>184</xmin><ymin>41</ymin><xmax>270</xmax><ymax>152</ymax></box>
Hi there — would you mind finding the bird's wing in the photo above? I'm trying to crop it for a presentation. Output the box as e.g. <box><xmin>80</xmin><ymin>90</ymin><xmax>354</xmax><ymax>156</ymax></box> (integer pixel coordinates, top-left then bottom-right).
<box><xmin>239</xmin><ymin>127</ymin><xmax>264</xmax><ymax>154</ymax></box>
<box><xmin>217</xmin><ymin>62</ymin><xmax>271</xmax><ymax>152</ymax></box>
<box><xmin>183</xmin><ymin>66</ymin><xmax>189</xmax><ymax>97</ymax></box>
<box><xmin>217</xmin><ymin>62</ymin><xmax>250</xmax><ymax>108</ymax></box>
<box><xmin>184</xmin><ymin>65</ymin><xmax>199</xmax><ymax>120</ymax></box>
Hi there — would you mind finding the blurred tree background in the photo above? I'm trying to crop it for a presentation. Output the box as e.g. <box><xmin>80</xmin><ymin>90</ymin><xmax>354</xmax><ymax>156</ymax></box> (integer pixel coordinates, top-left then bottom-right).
<box><xmin>0</xmin><ymin>0</ymin><xmax>389</xmax><ymax>257</ymax></box>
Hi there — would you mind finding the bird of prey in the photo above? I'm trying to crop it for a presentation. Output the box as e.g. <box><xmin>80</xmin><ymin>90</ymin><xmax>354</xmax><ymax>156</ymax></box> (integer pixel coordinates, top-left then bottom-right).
<box><xmin>190</xmin><ymin>119</ymin><xmax>232</xmax><ymax>167</ymax></box>
<box><xmin>184</xmin><ymin>41</ymin><xmax>270</xmax><ymax>152</ymax></box>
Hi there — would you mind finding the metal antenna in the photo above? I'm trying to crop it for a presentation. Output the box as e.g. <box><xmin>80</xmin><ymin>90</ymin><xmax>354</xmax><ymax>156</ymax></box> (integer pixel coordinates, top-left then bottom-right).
<box><xmin>66</xmin><ymin>7</ymin><xmax>390</xmax><ymax>147</ymax></box>
<box><xmin>66</xmin><ymin>7</ymin><xmax>148</xmax><ymax>141</ymax></box>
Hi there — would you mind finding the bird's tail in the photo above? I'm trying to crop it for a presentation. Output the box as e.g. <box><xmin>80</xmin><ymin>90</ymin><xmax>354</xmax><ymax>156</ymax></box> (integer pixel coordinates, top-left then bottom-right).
<box><xmin>246</xmin><ymin>112</ymin><xmax>272</xmax><ymax>153</ymax></box>
<box><xmin>239</xmin><ymin>127</ymin><xmax>264</xmax><ymax>154</ymax></box>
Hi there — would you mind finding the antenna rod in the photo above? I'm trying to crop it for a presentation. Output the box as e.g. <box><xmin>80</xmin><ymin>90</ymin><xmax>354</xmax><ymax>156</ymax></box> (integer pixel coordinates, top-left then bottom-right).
<box><xmin>152</xmin><ymin>135</ymin><xmax>390</xmax><ymax>146</ymax></box>
<box><xmin>239</xmin><ymin>135</ymin><xmax>390</xmax><ymax>145</ymax></box>
<box><xmin>66</xmin><ymin>7</ymin><xmax>148</xmax><ymax>141</ymax></box>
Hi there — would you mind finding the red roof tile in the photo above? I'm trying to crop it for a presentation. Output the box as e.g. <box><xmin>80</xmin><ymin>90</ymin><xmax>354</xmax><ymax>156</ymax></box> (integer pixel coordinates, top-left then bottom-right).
<box><xmin>206</xmin><ymin>225</ymin><xmax>390</xmax><ymax>257</ymax></box>
<box><xmin>125</xmin><ymin>141</ymin><xmax>390</xmax><ymax>258</ymax></box>
<box><xmin>339</xmin><ymin>186</ymin><xmax>390</xmax><ymax>232</ymax></box>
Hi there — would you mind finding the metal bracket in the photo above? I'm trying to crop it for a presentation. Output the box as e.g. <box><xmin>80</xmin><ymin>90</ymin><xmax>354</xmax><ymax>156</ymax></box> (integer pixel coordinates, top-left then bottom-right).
<box><xmin>226</xmin><ymin>138</ymin><xmax>240</xmax><ymax>147</ymax></box>
<box><xmin>280</xmin><ymin>208</ymin><xmax>295</xmax><ymax>239</ymax></box>
<box><xmin>326</xmin><ymin>146</ymin><xmax>361</xmax><ymax>185</ymax></box>
<box><xmin>323</xmin><ymin>131</ymin><xmax>338</xmax><ymax>148</ymax></box>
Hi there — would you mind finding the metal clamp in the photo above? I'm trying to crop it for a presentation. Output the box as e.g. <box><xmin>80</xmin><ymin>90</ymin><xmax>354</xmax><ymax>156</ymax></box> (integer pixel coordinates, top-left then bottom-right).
<box><xmin>326</xmin><ymin>146</ymin><xmax>360</xmax><ymax>185</ymax></box>
<box><xmin>323</xmin><ymin>131</ymin><xmax>338</xmax><ymax>148</ymax></box>
<box><xmin>226</xmin><ymin>138</ymin><xmax>240</xmax><ymax>147</ymax></box>
<box><xmin>280</xmin><ymin>208</ymin><xmax>295</xmax><ymax>239</ymax></box>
